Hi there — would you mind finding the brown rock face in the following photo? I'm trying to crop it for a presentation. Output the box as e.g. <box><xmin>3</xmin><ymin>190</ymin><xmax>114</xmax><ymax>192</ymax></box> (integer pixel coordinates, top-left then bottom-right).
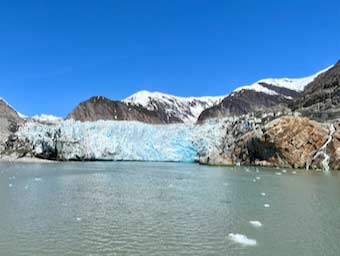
<box><xmin>234</xmin><ymin>116</ymin><xmax>332</xmax><ymax>169</ymax></box>
<box><xmin>329</xmin><ymin>122</ymin><xmax>340</xmax><ymax>170</ymax></box>
<box><xmin>66</xmin><ymin>96</ymin><xmax>182</xmax><ymax>124</ymax></box>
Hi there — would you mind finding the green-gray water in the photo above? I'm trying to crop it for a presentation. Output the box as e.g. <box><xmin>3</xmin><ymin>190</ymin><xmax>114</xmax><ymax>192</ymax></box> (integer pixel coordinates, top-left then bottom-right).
<box><xmin>0</xmin><ymin>162</ymin><xmax>340</xmax><ymax>256</ymax></box>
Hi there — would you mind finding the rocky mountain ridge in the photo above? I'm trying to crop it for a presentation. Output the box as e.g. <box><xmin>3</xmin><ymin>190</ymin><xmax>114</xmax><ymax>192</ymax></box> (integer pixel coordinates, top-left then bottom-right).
<box><xmin>291</xmin><ymin>60</ymin><xmax>340</xmax><ymax>121</ymax></box>
<box><xmin>198</xmin><ymin>66</ymin><xmax>332</xmax><ymax>122</ymax></box>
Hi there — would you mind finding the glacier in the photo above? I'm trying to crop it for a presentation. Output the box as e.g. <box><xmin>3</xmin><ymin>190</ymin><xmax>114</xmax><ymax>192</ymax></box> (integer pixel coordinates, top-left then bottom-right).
<box><xmin>15</xmin><ymin>118</ymin><xmax>240</xmax><ymax>162</ymax></box>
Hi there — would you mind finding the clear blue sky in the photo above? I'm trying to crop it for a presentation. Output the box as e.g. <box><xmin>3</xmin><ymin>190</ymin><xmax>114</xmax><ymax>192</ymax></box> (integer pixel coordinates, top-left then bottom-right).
<box><xmin>1</xmin><ymin>0</ymin><xmax>339</xmax><ymax>117</ymax></box>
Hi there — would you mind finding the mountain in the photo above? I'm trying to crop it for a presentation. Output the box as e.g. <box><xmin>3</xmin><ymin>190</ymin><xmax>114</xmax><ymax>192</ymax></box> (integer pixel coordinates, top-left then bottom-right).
<box><xmin>123</xmin><ymin>90</ymin><xmax>223</xmax><ymax>123</ymax></box>
<box><xmin>67</xmin><ymin>92</ymin><xmax>223</xmax><ymax>124</ymax></box>
<box><xmin>198</xmin><ymin>66</ymin><xmax>331</xmax><ymax>123</ymax></box>
<box><xmin>66</xmin><ymin>96</ymin><xmax>183</xmax><ymax>124</ymax></box>
<box><xmin>0</xmin><ymin>98</ymin><xmax>23</xmax><ymax>123</ymax></box>
<box><xmin>291</xmin><ymin>60</ymin><xmax>340</xmax><ymax>121</ymax></box>
<box><xmin>0</xmin><ymin>98</ymin><xmax>23</xmax><ymax>150</ymax></box>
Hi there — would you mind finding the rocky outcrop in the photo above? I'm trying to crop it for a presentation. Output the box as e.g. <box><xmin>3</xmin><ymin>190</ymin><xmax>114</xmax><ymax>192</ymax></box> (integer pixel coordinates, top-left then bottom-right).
<box><xmin>66</xmin><ymin>96</ymin><xmax>182</xmax><ymax>124</ymax></box>
<box><xmin>291</xmin><ymin>60</ymin><xmax>340</xmax><ymax>121</ymax></box>
<box><xmin>208</xmin><ymin>116</ymin><xmax>339</xmax><ymax>170</ymax></box>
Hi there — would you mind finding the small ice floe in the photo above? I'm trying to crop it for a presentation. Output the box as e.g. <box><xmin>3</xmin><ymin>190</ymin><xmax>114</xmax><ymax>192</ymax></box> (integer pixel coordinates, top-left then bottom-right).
<box><xmin>261</xmin><ymin>192</ymin><xmax>266</xmax><ymax>197</ymax></box>
<box><xmin>292</xmin><ymin>171</ymin><xmax>297</xmax><ymax>175</ymax></box>
<box><xmin>9</xmin><ymin>176</ymin><xmax>16</xmax><ymax>180</ymax></box>
<box><xmin>228</xmin><ymin>233</ymin><xmax>257</xmax><ymax>246</ymax></box>
<box><xmin>253</xmin><ymin>179</ymin><xmax>257</xmax><ymax>183</ymax></box>
<box><xmin>76</xmin><ymin>217</ymin><xmax>82</xmax><ymax>222</ymax></box>
<box><xmin>256</xmin><ymin>176</ymin><xmax>261</xmax><ymax>180</ymax></box>
<box><xmin>264</xmin><ymin>204</ymin><xmax>270</xmax><ymax>208</ymax></box>
<box><xmin>245</xmin><ymin>168</ymin><xmax>250</xmax><ymax>173</ymax></box>
<box><xmin>282</xmin><ymin>170</ymin><xmax>287</xmax><ymax>173</ymax></box>
<box><xmin>168</xmin><ymin>184</ymin><xmax>174</xmax><ymax>188</ymax></box>
<box><xmin>249</xmin><ymin>221</ymin><xmax>262</xmax><ymax>228</ymax></box>
<box><xmin>34</xmin><ymin>177</ymin><xmax>42</xmax><ymax>182</ymax></box>
<box><xmin>256</xmin><ymin>169</ymin><xmax>259</xmax><ymax>173</ymax></box>
<box><xmin>276</xmin><ymin>172</ymin><xmax>282</xmax><ymax>176</ymax></box>
<box><xmin>24</xmin><ymin>185</ymin><xmax>29</xmax><ymax>190</ymax></box>
<box><xmin>8</xmin><ymin>183</ymin><xmax>13</xmax><ymax>188</ymax></box>
<box><xmin>223</xmin><ymin>182</ymin><xmax>228</xmax><ymax>187</ymax></box>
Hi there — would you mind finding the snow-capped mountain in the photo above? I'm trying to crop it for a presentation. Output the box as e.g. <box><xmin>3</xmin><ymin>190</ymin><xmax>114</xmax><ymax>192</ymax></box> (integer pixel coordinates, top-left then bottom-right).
<box><xmin>124</xmin><ymin>90</ymin><xmax>223</xmax><ymax>123</ymax></box>
<box><xmin>198</xmin><ymin>66</ymin><xmax>332</xmax><ymax>122</ymax></box>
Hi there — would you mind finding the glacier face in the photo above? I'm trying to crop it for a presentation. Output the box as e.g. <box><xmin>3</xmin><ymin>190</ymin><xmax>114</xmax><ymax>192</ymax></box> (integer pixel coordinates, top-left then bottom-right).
<box><xmin>16</xmin><ymin>119</ymin><xmax>231</xmax><ymax>162</ymax></box>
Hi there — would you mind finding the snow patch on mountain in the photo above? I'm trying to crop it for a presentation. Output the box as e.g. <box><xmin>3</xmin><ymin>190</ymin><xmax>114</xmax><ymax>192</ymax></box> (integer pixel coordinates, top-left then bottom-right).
<box><xmin>233</xmin><ymin>65</ymin><xmax>332</xmax><ymax>96</ymax></box>
<box><xmin>124</xmin><ymin>90</ymin><xmax>224</xmax><ymax>123</ymax></box>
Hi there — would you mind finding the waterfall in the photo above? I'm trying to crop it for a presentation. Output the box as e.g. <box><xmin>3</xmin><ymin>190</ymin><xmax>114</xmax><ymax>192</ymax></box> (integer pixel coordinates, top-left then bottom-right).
<box><xmin>307</xmin><ymin>124</ymin><xmax>335</xmax><ymax>172</ymax></box>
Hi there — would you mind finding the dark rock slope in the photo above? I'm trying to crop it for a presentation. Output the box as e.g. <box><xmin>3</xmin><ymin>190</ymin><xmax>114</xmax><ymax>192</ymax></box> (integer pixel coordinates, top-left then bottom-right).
<box><xmin>66</xmin><ymin>96</ymin><xmax>182</xmax><ymax>124</ymax></box>
<box><xmin>198</xmin><ymin>90</ymin><xmax>292</xmax><ymax>123</ymax></box>
<box><xmin>291</xmin><ymin>60</ymin><xmax>340</xmax><ymax>121</ymax></box>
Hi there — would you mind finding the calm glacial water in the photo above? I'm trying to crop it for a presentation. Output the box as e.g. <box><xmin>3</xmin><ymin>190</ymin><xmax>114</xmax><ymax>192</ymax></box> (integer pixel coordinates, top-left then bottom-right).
<box><xmin>0</xmin><ymin>162</ymin><xmax>340</xmax><ymax>256</ymax></box>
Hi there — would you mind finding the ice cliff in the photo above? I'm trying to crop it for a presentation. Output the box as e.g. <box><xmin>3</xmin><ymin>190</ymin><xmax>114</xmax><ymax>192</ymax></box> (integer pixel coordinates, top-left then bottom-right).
<box><xmin>7</xmin><ymin>117</ymin><xmax>259</xmax><ymax>162</ymax></box>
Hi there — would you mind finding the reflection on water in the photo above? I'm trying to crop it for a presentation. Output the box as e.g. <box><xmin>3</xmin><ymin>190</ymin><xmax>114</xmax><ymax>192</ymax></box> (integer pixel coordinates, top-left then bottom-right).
<box><xmin>0</xmin><ymin>162</ymin><xmax>340</xmax><ymax>256</ymax></box>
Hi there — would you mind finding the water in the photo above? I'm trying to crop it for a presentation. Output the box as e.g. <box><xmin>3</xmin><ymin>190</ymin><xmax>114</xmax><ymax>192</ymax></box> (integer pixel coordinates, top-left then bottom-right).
<box><xmin>0</xmin><ymin>162</ymin><xmax>340</xmax><ymax>256</ymax></box>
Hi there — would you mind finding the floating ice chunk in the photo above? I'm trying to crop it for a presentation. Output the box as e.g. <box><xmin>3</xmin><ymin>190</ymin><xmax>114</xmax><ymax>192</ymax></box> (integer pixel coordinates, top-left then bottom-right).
<box><xmin>282</xmin><ymin>170</ymin><xmax>287</xmax><ymax>173</ymax></box>
<box><xmin>261</xmin><ymin>192</ymin><xmax>266</xmax><ymax>197</ymax></box>
<box><xmin>256</xmin><ymin>176</ymin><xmax>261</xmax><ymax>180</ymax></box>
<box><xmin>24</xmin><ymin>185</ymin><xmax>29</xmax><ymax>190</ymax></box>
<box><xmin>168</xmin><ymin>184</ymin><xmax>174</xmax><ymax>188</ymax></box>
<box><xmin>245</xmin><ymin>168</ymin><xmax>250</xmax><ymax>173</ymax></box>
<box><xmin>8</xmin><ymin>183</ymin><xmax>13</xmax><ymax>188</ymax></box>
<box><xmin>223</xmin><ymin>182</ymin><xmax>228</xmax><ymax>186</ymax></box>
<box><xmin>264</xmin><ymin>204</ymin><xmax>270</xmax><ymax>208</ymax></box>
<box><xmin>76</xmin><ymin>217</ymin><xmax>82</xmax><ymax>222</ymax></box>
<box><xmin>276</xmin><ymin>172</ymin><xmax>282</xmax><ymax>176</ymax></box>
<box><xmin>34</xmin><ymin>178</ymin><xmax>42</xmax><ymax>182</ymax></box>
<box><xmin>228</xmin><ymin>233</ymin><xmax>257</xmax><ymax>246</ymax></box>
<box><xmin>9</xmin><ymin>176</ymin><xmax>16</xmax><ymax>180</ymax></box>
<box><xmin>249</xmin><ymin>221</ymin><xmax>262</xmax><ymax>227</ymax></box>
<box><xmin>256</xmin><ymin>169</ymin><xmax>259</xmax><ymax>173</ymax></box>
<box><xmin>292</xmin><ymin>171</ymin><xmax>297</xmax><ymax>175</ymax></box>
<box><xmin>253</xmin><ymin>179</ymin><xmax>257</xmax><ymax>183</ymax></box>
